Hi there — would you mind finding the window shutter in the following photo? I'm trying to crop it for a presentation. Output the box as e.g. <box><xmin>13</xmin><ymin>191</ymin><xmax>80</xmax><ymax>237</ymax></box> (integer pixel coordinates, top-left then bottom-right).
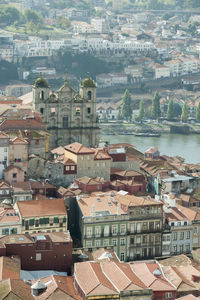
<box><xmin>63</xmin><ymin>217</ymin><xmax>66</xmax><ymax>223</ymax></box>
<box><xmin>44</xmin><ymin>217</ymin><xmax>49</xmax><ymax>224</ymax></box>
<box><xmin>54</xmin><ymin>217</ymin><xmax>59</xmax><ymax>224</ymax></box>
<box><xmin>39</xmin><ymin>218</ymin><xmax>44</xmax><ymax>225</ymax></box>
<box><xmin>29</xmin><ymin>219</ymin><xmax>34</xmax><ymax>226</ymax></box>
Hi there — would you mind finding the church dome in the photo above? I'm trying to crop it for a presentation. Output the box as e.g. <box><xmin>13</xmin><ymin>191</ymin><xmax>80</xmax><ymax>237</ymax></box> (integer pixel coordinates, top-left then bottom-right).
<box><xmin>34</xmin><ymin>75</ymin><xmax>49</xmax><ymax>88</ymax></box>
<box><xmin>81</xmin><ymin>76</ymin><xmax>96</xmax><ymax>88</ymax></box>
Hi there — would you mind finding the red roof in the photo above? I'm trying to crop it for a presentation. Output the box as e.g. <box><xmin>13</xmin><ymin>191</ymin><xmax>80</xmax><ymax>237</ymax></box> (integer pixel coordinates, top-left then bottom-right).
<box><xmin>0</xmin><ymin>119</ymin><xmax>46</xmax><ymax>131</ymax></box>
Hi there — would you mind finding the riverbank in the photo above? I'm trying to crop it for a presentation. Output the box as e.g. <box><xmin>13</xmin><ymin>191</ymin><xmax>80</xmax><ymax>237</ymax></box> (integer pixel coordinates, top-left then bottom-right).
<box><xmin>100</xmin><ymin>133</ymin><xmax>200</xmax><ymax>164</ymax></box>
<box><xmin>100</xmin><ymin>121</ymin><xmax>200</xmax><ymax>136</ymax></box>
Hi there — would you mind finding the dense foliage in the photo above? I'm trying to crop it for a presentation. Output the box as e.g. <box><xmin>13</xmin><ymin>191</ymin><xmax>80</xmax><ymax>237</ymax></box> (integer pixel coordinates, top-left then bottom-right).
<box><xmin>121</xmin><ymin>89</ymin><xmax>132</xmax><ymax>121</ymax></box>
<box><xmin>151</xmin><ymin>91</ymin><xmax>161</xmax><ymax>120</ymax></box>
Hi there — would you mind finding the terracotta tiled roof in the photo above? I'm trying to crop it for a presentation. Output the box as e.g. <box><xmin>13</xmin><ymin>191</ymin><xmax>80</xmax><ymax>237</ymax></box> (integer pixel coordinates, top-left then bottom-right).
<box><xmin>93</xmin><ymin>148</ymin><xmax>111</xmax><ymax>160</ymax></box>
<box><xmin>0</xmin><ymin>256</ymin><xmax>21</xmax><ymax>280</ymax></box>
<box><xmin>0</xmin><ymin>119</ymin><xmax>46</xmax><ymax>131</ymax></box>
<box><xmin>64</xmin><ymin>142</ymin><xmax>94</xmax><ymax>155</ymax></box>
<box><xmin>3</xmin><ymin>165</ymin><xmax>24</xmax><ymax>173</ymax></box>
<box><xmin>130</xmin><ymin>262</ymin><xmax>175</xmax><ymax>292</ymax></box>
<box><xmin>0</xmin><ymin>207</ymin><xmax>20</xmax><ymax>224</ymax></box>
<box><xmin>51</xmin><ymin>146</ymin><xmax>65</xmax><ymax>156</ymax></box>
<box><xmin>0</xmin><ymin>278</ymin><xmax>34</xmax><ymax>300</ymax></box>
<box><xmin>16</xmin><ymin>198</ymin><xmax>66</xmax><ymax>218</ymax></box>
<box><xmin>10</xmin><ymin>136</ymin><xmax>28</xmax><ymax>145</ymax></box>
<box><xmin>176</xmin><ymin>295</ymin><xmax>200</xmax><ymax>300</ymax></box>
<box><xmin>0</xmin><ymin>131</ymin><xmax>9</xmax><ymax>139</ymax></box>
<box><xmin>33</xmin><ymin>275</ymin><xmax>81</xmax><ymax>300</ymax></box>
<box><xmin>114</xmin><ymin>170</ymin><xmax>142</xmax><ymax>177</ymax></box>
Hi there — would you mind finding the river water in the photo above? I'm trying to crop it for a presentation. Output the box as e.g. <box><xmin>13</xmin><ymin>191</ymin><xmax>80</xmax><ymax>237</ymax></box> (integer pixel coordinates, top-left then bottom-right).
<box><xmin>101</xmin><ymin>133</ymin><xmax>200</xmax><ymax>164</ymax></box>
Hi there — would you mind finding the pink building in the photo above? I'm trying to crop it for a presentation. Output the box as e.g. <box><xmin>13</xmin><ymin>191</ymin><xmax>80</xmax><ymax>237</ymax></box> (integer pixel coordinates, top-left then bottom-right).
<box><xmin>3</xmin><ymin>165</ymin><xmax>24</xmax><ymax>184</ymax></box>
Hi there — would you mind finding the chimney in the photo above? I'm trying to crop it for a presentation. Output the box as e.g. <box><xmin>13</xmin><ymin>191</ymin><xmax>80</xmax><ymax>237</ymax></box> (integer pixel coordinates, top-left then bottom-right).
<box><xmin>31</xmin><ymin>280</ymin><xmax>47</xmax><ymax>296</ymax></box>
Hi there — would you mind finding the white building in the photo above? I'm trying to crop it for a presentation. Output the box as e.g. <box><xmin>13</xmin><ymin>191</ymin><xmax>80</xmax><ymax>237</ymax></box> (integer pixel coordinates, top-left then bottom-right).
<box><xmin>91</xmin><ymin>18</ymin><xmax>108</xmax><ymax>33</ymax></box>
<box><xmin>153</xmin><ymin>63</ymin><xmax>170</xmax><ymax>79</ymax></box>
<box><xmin>0</xmin><ymin>132</ymin><xmax>10</xmax><ymax>178</ymax></box>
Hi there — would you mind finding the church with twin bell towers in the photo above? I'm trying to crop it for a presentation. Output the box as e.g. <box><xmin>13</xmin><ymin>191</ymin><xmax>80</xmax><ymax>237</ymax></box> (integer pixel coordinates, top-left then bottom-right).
<box><xmin>32</xmin><ymin>74</ymin><xmax>100</xmax><ymax>149</ymax></box>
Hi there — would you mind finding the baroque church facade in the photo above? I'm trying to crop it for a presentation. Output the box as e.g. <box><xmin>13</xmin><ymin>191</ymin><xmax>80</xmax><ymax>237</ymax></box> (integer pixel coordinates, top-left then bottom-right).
<box><xmin>32</xmin><ymin>75</ymin><xmax>100</xmax><ymax>149</ymax></box>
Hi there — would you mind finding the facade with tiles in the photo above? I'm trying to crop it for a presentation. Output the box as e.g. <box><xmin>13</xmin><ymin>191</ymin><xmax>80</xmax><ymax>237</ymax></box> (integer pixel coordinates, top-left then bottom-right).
<box><xmin>32</xmin><ymin>75</ymin><xmax>99</xmax><ymax>149</ymax></box>
<box><xmin>76</xmin><ymin>192</ymin><xmax>163</xmax><ymax>261</ymax></box>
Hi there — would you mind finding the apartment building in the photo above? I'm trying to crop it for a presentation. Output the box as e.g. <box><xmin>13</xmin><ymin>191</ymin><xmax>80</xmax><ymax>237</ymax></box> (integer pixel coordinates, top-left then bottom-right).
<box><xmin>14</xmin><ymin>198</ymin><xmax>67</xmax><ymax>234</ymax></box>
<box><xmin>76</xmin><ymin>191</ymin><xmax>163</xmax><ymax>261</ymax></box>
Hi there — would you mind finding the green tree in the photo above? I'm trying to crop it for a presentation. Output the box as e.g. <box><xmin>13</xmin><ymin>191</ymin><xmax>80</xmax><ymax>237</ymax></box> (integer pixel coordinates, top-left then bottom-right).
<box><xmin>0</xmin><ymin>6</ymin><xmax>20</xmax><ymax>26</ymax></box>
<box><xmin>121</xmin><ymin>89</ymin><xmax>132</xmax><ymax>121</ymax></box>
<box><xmin>23</xmin><ymin>9</ymin><xmax>43</xmax><ymax>26</ymax></box>
<box><xmin>138</xmin><ymin>100</ymin><xmax>145</xmax><ymax>122</ymax></box>
<box><xmin>181</xmin><ymin>101</ymin><xmax>189</xmax><ymax>122</ymax></box>
<box><xmin>151</xmin><ymin>91</ymin><xmax>161</xmax><ymax>119</ymax></box>
<box><xmin>56</xmin><ymin>17</ymin><xmax>71</xmax><ymax>29</ymax></box>
<box><xmin>196</xmin><ymin>101</ymin><xmax>200</xmax><ymax>122</ymax></box>
<box><xmin>167</xmin><ymin>99</ymin><xmax>174</xmax><ymax>120</ymax></box>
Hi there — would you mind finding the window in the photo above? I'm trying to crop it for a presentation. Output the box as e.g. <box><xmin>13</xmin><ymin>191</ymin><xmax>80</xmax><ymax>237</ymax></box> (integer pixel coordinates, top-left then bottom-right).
<box><xmin>88</xmin><ymin>91</ymin><xmax>92</xmax><ymax>100</ymax></box>
<box><xmin>120</xmin><ymin>238</ymin><xmax>125</xmax><ymax>246</ymax></box>
<box><xmin>13</xmin><ymin>173</ymin><xmax>17</xmax><ymax>178</ymax></box>
<box><xmin>155</xmin><ymin>234</ymin><xmax>160</xmax><ymax>242</ymax></box>
<box><xmin>130</xmin><ymin>223</ymin><xmax>135</xmax><ymax>233</ymax></box>
<box><xmin>172</xmin><ymin>232</ymin><xmax>177</xmax><ymax>241</ymax></box>
<box><xmin>112</xmin><ymin>225</ymin><xmax>117</xmax><ymax>235</ymax></box>
<box><xmin>95</xmin><ymin>226</ymin><xmax>101</xmax><ymax>237</ymax></box>
<box><xmin>71</xmin><ymin>166</ymin><xmax>75</xmax><ymax>171</ymax></box>
<box><xmin>65</xmin><ymin>166</ymin><xmax>70</xmax><ymax>171</ymax></box>
<box><xmin>186</xmin><ymin>231</ymin><xmax>190</xmax><ymax>239</ymax></box>
<box><xmin>40</xmin><ymin>91</ymin><xmax>44</xmax><ymax>100</ymax></box>
<box><xmin>40</xmin><ymin>108</ymin><xmax>44</xmax><ymax>114</ymax></box>
<box><xmin>86</xmin><ymin>227</ymin><xmax>92</xmax><ymax>238</ymax></box>
<box><xmin>142</xmin><ymin>222</ymin><xmax>147</xmax><ymax>231</ymax></box>
<box><xmin>87</xmin><ymin>107</ymin><xmax>91</xmax><ymax>114</ymax></box>
<box><xmin>2</xmin><ymin>228</ymin><xmax>9</xmax><ymax>235</ymax></box>
<box><xmin>36</xmin><ymin>253</ymin><xmax>41</xmax><ymax>261</ymax></box>
<box><xmin>142</xmin><ymin>235</ymin><xmax>147</xmax><ymax>244</ymax></box>
<box><xmin>112</xmin><ymin>239</ymin><xmax>117</xmax><ymax>246</ymax></box>
<box><xmin>95</xmin><ymin>240</ymin><xmax>101</xmax><ymax>247</ymax></box>
<box><xmin>180</xmin><ymin>232</ymin><xmax>184</xmax><ymax>240</ymax></box>
<box><xmin>63</xmin><ymin>116</ymin><xmax>68</xmax><ymax>129</ymax></box>
<box><xmin>155</xmin><ymin>221</ymin><xmax>160</xmax><ymax>230</ymax></box>
<box><xmin>173</xmin><ymin>245</ymin><xmax>177</xmax><ymax>254</ymax></box>
<box><xmin>194</xmin><ymin>227</ymin><xmax>198</xmax><ymax>235</ymax></box>
<box><xmin>86</xmin><ymin>241</ymin><xmax>92</xmax><ymax>248</ymax></box>
<box><xmin>4</xmin><ymin>148</ymin><xmax>7</xmax><ymax>152</ymax></box>
<box><xmin>76</xmin><ymin>107</ymin><xmax>80</xmax><ymax>115</ymax></box>
<box><xmin>51</xmin><ymin>107</ymin><xmax>56</xmax><ymax>114</ymax></box>
<box><xmin>136</xmin><ymin>236</ymin><xmax>141</xmax><ymax>245</ymax></box>
<box><xmin>186</xmin><ymin>243</ymin><xmax>190</xmax><ymax>252</ymax></box>
<box><xmin>120</xmin><ymin>252</ymin><xmax>125</xmax><ymax>261</ymax></box>
<box><xmin>103</xmin><ymin>239</ymin><xmax>109</xmax><ymax>246</ymax></box>
<box><xmin>179</xmin><ymin>244</ymin><xmax>184</xmax><ymax>253</ymax></box>
<box><xmin>149</xmin><ymin>222</ymin><xmax>154</xmax><ymax>231</ymax></box>
<box><xmin>120</xmin><ymin>224</ymin><xmax>126</xmax><ymax>234</ymax></box>
<box><xmin>136</xmin><ymin>223</ymin><xmax>141</xmax><ymax>233</ymax></box>
<box><xmin>104</xmin><ymin>225</ymin><xmax>109</xmax><ymax>237</ymax></box>
<box><xmin>165</xmin><ymin>292</ymin><xmax>172</xmax><ymax>298</ymax></box>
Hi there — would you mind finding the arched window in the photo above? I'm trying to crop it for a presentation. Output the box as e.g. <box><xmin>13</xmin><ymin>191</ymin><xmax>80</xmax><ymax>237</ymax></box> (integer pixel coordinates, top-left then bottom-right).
<box><xmin>87</xmin><ymin>91</ymin><xmax>92</xmax><ymax>100</ymax></box>
<box><xmin>40</xmin><ymin>90</ymin><xmax>44</xmax><ymax>100</ymax></box>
